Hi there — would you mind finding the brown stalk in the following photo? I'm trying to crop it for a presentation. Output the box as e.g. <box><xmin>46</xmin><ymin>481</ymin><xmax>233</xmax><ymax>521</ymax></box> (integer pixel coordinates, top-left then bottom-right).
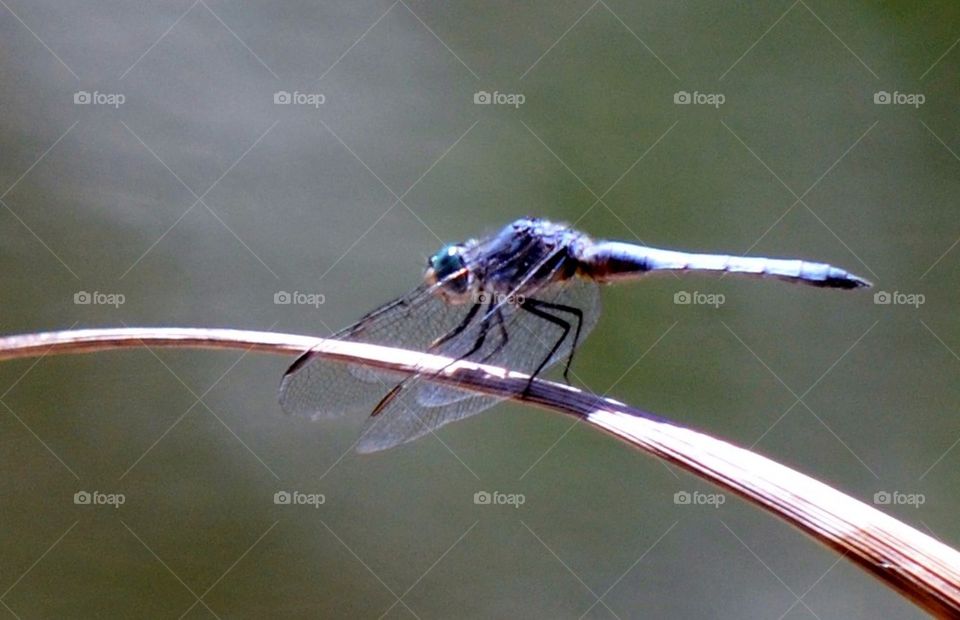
<box><xmin>0</xmin><ymin>327</ymin><xmax>957</xmax><ymax>617</ymax></box>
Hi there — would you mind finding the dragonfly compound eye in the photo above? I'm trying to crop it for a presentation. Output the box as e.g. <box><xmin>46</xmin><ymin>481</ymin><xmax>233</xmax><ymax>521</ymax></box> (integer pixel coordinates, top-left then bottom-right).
<box><xmin>427</xmin><ymin>245</ymin><xmax>470</xmax><ymax>296</ymax></box>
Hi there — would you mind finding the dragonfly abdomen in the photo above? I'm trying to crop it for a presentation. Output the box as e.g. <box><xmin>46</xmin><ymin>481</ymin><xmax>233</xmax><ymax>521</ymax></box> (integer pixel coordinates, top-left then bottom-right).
<box><xmin>578</xmin><ymin>241</ymin><xmax>871</xmax><ymax>289</ymax></box>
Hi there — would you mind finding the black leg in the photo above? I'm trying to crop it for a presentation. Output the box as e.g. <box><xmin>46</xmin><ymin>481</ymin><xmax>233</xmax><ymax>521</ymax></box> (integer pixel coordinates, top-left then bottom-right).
<box><xmin>432</xmin><ymin>299</ymin><xmax>497</xmax><ymax>369</ymax></box>
<box><xmin>458</xmin><ymin>302</ymin><xmax>493</xmax><ymax>359</ymax></box>
<box><xmin>374</xmin><ymin>302</ymin><xmax>487</xmax><ymax>418</ymax></box>
<box><xmin>430</xmin><ymin>302</ymin><xmax>482</xmax><ymax>349</ymax></box>
<box><xmin>519</xmin><ymin>297</ymin><xmax>584</xmax><ymax>382</ymax></box>
<box><xmin>480</xmin><ymin>306</ymin><xmax>510</xmax><ymax>363</ymax></box>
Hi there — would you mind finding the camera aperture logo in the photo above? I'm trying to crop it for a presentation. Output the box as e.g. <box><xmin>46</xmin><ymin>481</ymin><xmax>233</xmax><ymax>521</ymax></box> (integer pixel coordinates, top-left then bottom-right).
<box><xmin>473</xmin><ymin>490</ymin><xmax>525</xmax><ymax>509</ymax></box>
<box><xmin>873</xmin><ymin>290</ymin><xmax>924</xmax><ymax>308</ymax></box>
<box><xmin>674</xmin><ymin>490</ymin><xmax>725</xmax><ymax>508</ymax></box>
<box><xmin>473</xmin><ymin>90</ymin><xmax>525</xmax><ymax>108</ymax></box>
<box><xmin>674</xmin><ymin>290</ymin><xmax>725</xmax><ymax>308</ymax></box>
<box><xmin>274</xmin><ymin>490</ymin><xmax>325</xmax><ymax>509</ymax></box>
<box><xmin>273</xmin><ymin>90</ymin><xmax>325</xmax><ymax>108</ymax></box>
<box><xmin>873</xmin><ymin>490</ymin><xmax>924</xmax><ymax>509</ymax></box>
<box><xmin>873</xmin><ymin>91</ymin><xmax>924</xmax><ymax>108</ymax></box>
<box><xmin>74</xmin><ymin>90</ymin><xmax>125</xmax><ymax>108</ymax></box>
<box><xmin>274</xmin><ymin>290</ymin><xmax>325</xmax><ymax>308</ymax></box>
<box><xmin>674</xmin><ymin>90</ymin><xmax>725</xmax><ymax>108</ymax></box>
<box><xmin>74</xmin><ymin>290</ymin><xmax>125</xmax><ymax>307</ymax></box>
<box><xmin>74</xmin><ymin>490</ymin><xmax>125</xmax><ymax>508</ymax></box>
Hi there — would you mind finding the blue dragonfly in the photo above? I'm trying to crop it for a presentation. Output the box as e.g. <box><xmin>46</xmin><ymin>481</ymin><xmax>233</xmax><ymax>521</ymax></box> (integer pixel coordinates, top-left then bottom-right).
<box><xmin>280</xmin><ymin>218</ymin><xmax>869</xmax><ymax>452</ymax></box>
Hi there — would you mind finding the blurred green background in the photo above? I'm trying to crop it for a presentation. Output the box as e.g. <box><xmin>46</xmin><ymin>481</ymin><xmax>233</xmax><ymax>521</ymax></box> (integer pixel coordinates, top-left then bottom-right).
<box><xmin>1</xmin><ymin>1</ymin><xmax>958</xmax><ymax>617</ymax></box>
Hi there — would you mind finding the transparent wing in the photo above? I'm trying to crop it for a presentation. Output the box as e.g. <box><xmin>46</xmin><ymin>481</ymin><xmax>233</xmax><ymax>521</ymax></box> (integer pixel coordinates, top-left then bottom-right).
<box><xmin>354</xmin><ymin>276</ymin><xmax>600</xmax><ymax>453</ymax></box>
<box><xmin>278</xmin><ymin>283</ymin><xmax>480</xmax><ymax>420</ymax></box>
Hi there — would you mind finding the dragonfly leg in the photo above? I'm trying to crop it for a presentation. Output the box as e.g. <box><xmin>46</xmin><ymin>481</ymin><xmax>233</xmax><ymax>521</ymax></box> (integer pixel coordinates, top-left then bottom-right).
<box><xmin>479</xmin><ymin>306</ymin><xmax>510</xmax><ymax>363</ymax></box>
<box><xmin>432</xmin><ymin>299</ymin><xmax>496</xmax><ymax>361</ymax></box>
<box><xmin>372</xmin><ymin>303</ymin><xmax>493</xmax><ymax>419</ymax></box>
<box><xmin>430</xmin><ymin>302</ymin><xmax>482</xmax><ymax>349</ymax></box>
<box><xmin>457</xmin><ymin>301</ymin><xmax>495</xmax><ymax>359</ymax></box>
<box><xmin>519</xmin><ymin>297</ymin><xmax>584</xmax><ymax>386</ymax></box>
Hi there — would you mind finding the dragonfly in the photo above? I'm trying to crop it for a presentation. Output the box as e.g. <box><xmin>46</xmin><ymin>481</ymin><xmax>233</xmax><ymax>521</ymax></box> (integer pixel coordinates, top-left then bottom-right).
<box><xmin>279</xmin><ymin>217</ymin><xmax>870</xmax><ymax>452</ymax></box>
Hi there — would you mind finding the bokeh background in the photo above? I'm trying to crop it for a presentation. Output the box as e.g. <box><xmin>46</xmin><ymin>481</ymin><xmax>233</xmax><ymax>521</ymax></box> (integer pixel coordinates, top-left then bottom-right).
<box><xmin>1</xmin><ymin>2</ymin><xmax>958</xmax><ymax>617</ymax></box>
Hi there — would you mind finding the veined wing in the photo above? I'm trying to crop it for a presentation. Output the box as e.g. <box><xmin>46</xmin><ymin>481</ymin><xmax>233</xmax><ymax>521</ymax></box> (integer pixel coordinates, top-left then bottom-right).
<box><xmin>278</xmin><ymin>282</ymin><xmax>479</xmax><ymax>420</ymax></box>
<box><xmin>354</xmin><ymin>275</ymin><xmax>600</xmax><ymax>453</ymax></box>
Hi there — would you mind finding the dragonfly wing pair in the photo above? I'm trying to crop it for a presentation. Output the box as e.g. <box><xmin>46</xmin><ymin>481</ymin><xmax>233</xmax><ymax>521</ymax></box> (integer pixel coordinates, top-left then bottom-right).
<box><xmin>279</xmin><ymin>276</ymin><xmax>600</xmax><ymax>452</ymax></box>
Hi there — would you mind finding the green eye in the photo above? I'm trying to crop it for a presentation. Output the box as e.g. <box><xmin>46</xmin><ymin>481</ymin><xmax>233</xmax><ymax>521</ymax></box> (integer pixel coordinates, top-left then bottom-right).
<box><xmin>429</xmin><ymin>246</ymin><xmax>465</xmax><ymax>280</ymax></box>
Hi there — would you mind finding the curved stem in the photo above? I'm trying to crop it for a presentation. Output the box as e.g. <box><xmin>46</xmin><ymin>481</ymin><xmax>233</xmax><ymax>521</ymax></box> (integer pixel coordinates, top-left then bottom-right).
<box><xmin>0</xmin><ymin>327</ymin><xmax>958</xmax><ymax>617</ymax></box>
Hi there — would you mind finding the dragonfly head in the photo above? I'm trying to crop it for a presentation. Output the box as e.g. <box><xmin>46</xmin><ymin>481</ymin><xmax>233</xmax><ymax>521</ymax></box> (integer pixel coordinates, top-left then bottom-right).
<box><xmin>425</xmin><ymin>243</ymin><xmax>474</xmax><ymax>302</ymax></box>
